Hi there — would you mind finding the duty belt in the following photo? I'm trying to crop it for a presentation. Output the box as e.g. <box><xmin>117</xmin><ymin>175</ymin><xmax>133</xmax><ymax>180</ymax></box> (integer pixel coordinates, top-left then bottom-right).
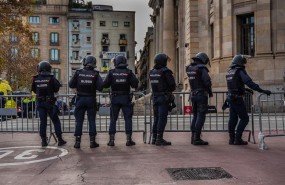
<box><xmin>191</xmin><ymin>90</ymin><xmax>208</xmax><ymax>96</ymax></box>
<box><xmin>77</xmin><ymin>92</ymin><xmax>96</xmax><ymax>97</ymax></box>
<box><xmin>111</xmin><ymin>91</ymin><xmax>130</xmax><ymax>96</ymax></box>
<box><xmin>152</xmin><ymin>92</ymin><xmax>173</xmax><ymax>96</ymax></box>
<box><xmin>37</xmin><ymin>96</ymin><xmax>56</xmax><ymax>102</ymax></box>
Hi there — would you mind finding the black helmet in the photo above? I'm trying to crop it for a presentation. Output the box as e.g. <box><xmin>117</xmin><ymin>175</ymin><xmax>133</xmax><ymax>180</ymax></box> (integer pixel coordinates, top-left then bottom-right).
<box><xmin>192</xmin><ymin>52</ymin><xmax>209</xmax><ymax>65</ymax></box>
<box><xmin>37</xmin><ymin>61</ymin><xmax>51</xmax><ymax>74</ymax></box>
<box><xmin>82</xmin><ymin>55</ymin><xmax>97</xmax><ymax>68</ymax></box>
<box><xmin>232</xmin><ymin>55</ymin><xmax>247</xmax><ymax>66</ymax></box>
<box><xmin>113</xmin><ymin>55</ymin><xmax>128</xmax><ymax>67</ymax></box>
<box><xmin>154</xmin><ymin>53</ymin><xmax>169</xmax><ymax>67</ymax></box>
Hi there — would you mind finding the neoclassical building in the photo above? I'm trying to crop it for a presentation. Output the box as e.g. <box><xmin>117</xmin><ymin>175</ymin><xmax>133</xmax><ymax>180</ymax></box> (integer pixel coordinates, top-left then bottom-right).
<box><xmin>144</xmin><ymin>0</ymin><xmax>285</xmax><ymax>97</ymax></box>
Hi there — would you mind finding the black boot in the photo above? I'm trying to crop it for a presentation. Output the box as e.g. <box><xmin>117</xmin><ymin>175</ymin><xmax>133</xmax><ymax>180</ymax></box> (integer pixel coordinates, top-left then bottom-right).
<box><xmin>74</xmin><ymin>136</ymin><xmax>81</xmax><ymax>149</ymax></box>
<box><xmin>107</xmin><ymin>134</ymin><xmax>115</xmax><ymax>146</ymax></box>
<box><xmin>229</xmin><ymin>133</ymin><xmax>235</xmax><ymax>145</ymax></box>
<box><xmin>193</xmin><ymin>133</ymin><xmax>208</xmax><ymax>145</ymax></box>
<box><xmin>90</xmin><ymin>135</ymin><xmax>99</xmax><ymax>148</ymax></box>
<box><xmin>155</xmin><ymin>133</ymin><xmax>171</xmax><ymax>146</ymax></box>
<box><xmin>151</xmin><ymin>133</ymin><xmax>157</xmax><ymax>145</ymax></box>
<box><xmin>126</xmin><ymin>134</ymin><xmax>136</xmax><ymax>146</ymax></box>
<box><xmin>41</xmin><ymin>137</ymin><xmax>48</xmax><ymax>147</ymax></box>
<box><xmin>234</xmin><ymin>133</ymin><xmax>248</xmax><ymax>145</ymax></box>
<box><xmin>57</xmin><ymin>135</ymin><xmax>67</xmax><ymax>146</ymax></box>
<box><xmin>191</xmin><ymin>132</ymin><xmax>195</xmax><ymax>144</ymax></box>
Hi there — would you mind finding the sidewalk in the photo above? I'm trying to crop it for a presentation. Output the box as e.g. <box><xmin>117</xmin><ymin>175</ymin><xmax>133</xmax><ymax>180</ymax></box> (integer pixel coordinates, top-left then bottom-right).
<box><xmin>0</xmin><ymin>132</ymin><xmax>284</xmax><ymax>185</ymax></box>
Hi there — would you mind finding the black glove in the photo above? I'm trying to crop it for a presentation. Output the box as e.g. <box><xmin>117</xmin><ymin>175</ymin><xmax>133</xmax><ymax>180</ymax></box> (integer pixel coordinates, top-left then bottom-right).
<box><xmin>245</xmin><ymin>88</ymin><xmax>254</xmax><ymax>94</ymax></box>
<box><xmin>208</xmin><ymin>90</ymin><xmax>213</xmax><ymax>98</ymax></box>
<box><xmin>263</xmin><ymin>90</ymin><xmax>271</xmax><ymax>96</ymax></box>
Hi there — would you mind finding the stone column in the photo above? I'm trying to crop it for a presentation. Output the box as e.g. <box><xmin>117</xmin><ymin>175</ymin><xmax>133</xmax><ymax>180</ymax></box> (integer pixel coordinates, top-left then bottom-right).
<box><xmin>159</xmin><ymin>6</ymin><xmax>164</xmax><ymax>52</ymax></box>
<box><xmin>163</xmin><ymin>0</ymin><xmax>176</xmax><ymax>72</ymax></box>
<box><xmin>255</xmin><ymin>0</ymin><xmax>272</xmax><ymax>55</ymax></box>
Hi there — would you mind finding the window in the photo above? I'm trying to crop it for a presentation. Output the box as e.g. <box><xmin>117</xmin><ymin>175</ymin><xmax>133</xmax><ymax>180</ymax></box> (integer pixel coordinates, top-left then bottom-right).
<box><xmin>72</xmin><ymin>34</ymin><xmax>80</xmax><ymax>44</ymax></box>
<box><xmin>10</xmin><ymin>34</ymin><xmax>18</xmax><ymax>43</ymax></box>
<box><xmin>120</xmin><ymin>34</ymin><xmax>126</xmax><ymax>39</ymax></box>
<box><xmin>72</xmin><ymin>51</ymin><xmax>79</xmax><ymax>60</ymax></box>
<box><xmin>100</xmin><ymin>21</ymin><xmax>106</xmax><ymax>26</ymax></box>
<box><xmin>102</xmin><ymin>46</ymin><xmax>109</xmax><ymax>52</ymax></box>
<box><xmin>29</xmin><ymin>16</ymin><xmax>40</xmax><ymax>23</ymax></box>
<box><xmin>86</xmin><ymin>22</ymin><xmax>91</xmax><ymax>27</ymax></box>
<box><xmin>120</xmin><ymin>46</ymin><xmax>126</xmax><ymax>52</ymax></box>
<box><xmin>72</xmin><ymin>20</ymin><xmax>79</xmax><ymax>29</ymax></box>
<box><xmin>50</xmin><ymin>32</ymin><xmax>59</xmax><ymax>45</ymax></box>
<box><xmin>11</xmin><ymin>48</ymin><xmax>18</xmax><ymax>58</ymax></box>
<box><xmin>31</xmin><ymin>48</ymin><xmax>40</xmax><ymax>58</ymax></box>
<box><xmin>239</xmin><ymin>14</ymin><xmax>255</xmax><ymax>56</ymax></box>
<box><xmin>124</xmin><ymin>21</ymin><xmax>130</xmax><ymax>27</ymax></box>
<box><xmin>50</xmin><ymin>49</ymin><xmax>59</xmax><ymax>62</ymax></box>
<box><xmin>49</xmin><ymin>17</ymin><xmax>59</xmax><ymax>24</ymax></box>
<box><xmin>86</xmin><ymin>36</ymin><xmax>91</xmax><ymax>42</ymax></box>
<box><xmin>112</xmin><ymin>21</ymin><xmax>118</xmax><ymax>27</ymax></box>
<box><xmin>32</xmin><ymin>32</ymin><xmax>40</xmax><ymax>44</ymax></box>
<box><xmin>86</xmin><ymin>52</ymin><xmax>91</xmax><ymax>55</ymax></box>
<box><xmin>51</xmin><ymin>68</ymin><xmax>60</xmax><ymax>80</ymax></box>
<box><xmin>101</xmin><ymin>33</ymin><xmax>109</xmax><ymax>45</ymax></box>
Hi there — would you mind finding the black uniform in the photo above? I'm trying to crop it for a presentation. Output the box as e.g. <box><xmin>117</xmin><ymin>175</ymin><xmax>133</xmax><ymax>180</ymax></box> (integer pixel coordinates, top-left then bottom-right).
<box><xmin>149</xmin><ymin>66</ymin><xmax>176</xmax><ymax>145</ymax></box>
<box><xmin>226</xmin><ymin>65</ymin><xmax>270</xmax><ymax>144</ymax></box>
<box><xmin>69</xmin><ymin>67</ymin><xmax>103</xmax><ymax>137</ymax></box>
<box><xmin>186</xmin><ymin>61</ymin><xmax>212</xmax><ymax>145</ymax></box>
<box><xmin>31</xmin><ymin>73</ymin><xmax>64</xmax><ymax>145</ymax></box>
<box><xmin>103</xmin><ymin>66</ymin><xmax>138</xmax><ymax>145</ymax></box>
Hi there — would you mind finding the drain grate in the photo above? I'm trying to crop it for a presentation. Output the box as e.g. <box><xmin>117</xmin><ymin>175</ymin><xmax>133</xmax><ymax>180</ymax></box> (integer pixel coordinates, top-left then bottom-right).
<box><xmin>166</xmin><ymin>167</ymin><xmax>233</xmax><ymax>180</ymax></box>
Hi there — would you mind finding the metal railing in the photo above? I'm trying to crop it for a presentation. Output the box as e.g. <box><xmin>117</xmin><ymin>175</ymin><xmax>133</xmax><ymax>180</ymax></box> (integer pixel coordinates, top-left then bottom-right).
<box><xmin>256</xmin><ymin>92</ymin><xmax>285</xmax><ymax>150</ymax></box>
<box><xmin>148</xmin><ymin>91</ymin><xmax>254</xmax><ymax>144</ymax></box>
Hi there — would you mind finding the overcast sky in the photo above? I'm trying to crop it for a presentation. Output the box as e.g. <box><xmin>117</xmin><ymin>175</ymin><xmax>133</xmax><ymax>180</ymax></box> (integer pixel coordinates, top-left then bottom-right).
<box><xmin>91</xmin><ymin>0</ymin><xmax>153</xmax><ymax>53</ymax></box>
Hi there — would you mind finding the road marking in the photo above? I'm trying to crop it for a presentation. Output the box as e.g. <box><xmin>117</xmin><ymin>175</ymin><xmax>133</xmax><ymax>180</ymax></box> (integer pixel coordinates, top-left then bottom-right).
<box><xmin>0</xmin><ymin>146</ymin><xmax>68</xmax><ymax>167</ymax></box>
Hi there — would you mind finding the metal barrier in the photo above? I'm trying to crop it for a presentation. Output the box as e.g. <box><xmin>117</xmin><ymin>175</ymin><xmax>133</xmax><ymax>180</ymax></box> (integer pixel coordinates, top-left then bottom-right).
<box><xmin>0</xmin><ymin>92</ymin><xmax>149</xmax><ymax>143</ymax></box>
<box><xmin>148</xmin><ymin>91</ymin><xmax>254</xmax><ymax>144</ymax></box>
<box><xmin>1</xmin><ymin>91</ymin><xmax>258</xmax><ymax>145</ymax></box>
<box><xmin>256</xmin><ymin>92</ymin><xmax>285</xmax><ymax>150</ymax></box>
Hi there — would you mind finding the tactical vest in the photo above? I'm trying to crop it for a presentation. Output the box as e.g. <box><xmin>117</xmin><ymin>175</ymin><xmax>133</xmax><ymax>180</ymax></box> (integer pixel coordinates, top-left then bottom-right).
<box><xmin>110</xmin><ymin>68</ymin><xmax>131</xmax><ymax>93</ymax></box>
<box><xmin>186</xmin><ymin>64</ymin><xmax>208</xmax><ymax>91</ymax></box>
<box><xmin>76</xmin><ymin>69</ymin><xmax>98</xmax><ymax>96</ymax></box>
<box><xmin>226</xmin><ymin>68</ymin><xmax>245</xmax><ymax>95</ymax></box>
<box><xmin>33</xmin><ymin>75</ymin><xmax>53</xmax><ymax>97</ymax></box>
<box><xmin>149</xmin><ymin>68</ymin><xmax>169</xmax><ymax>93</ymax></box>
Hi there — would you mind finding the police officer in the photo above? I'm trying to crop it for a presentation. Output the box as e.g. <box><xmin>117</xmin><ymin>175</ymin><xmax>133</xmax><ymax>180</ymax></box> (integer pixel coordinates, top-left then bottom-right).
<box><xmin>69</xmin><ymin>55</ymin><xmax>103</xmax><ymax>149</ymax></box>
<box><xmin>31</xmin><ymin>61</ymin><xmax>66</xmax><ymax>147</ymax></box>
<box><xmin>226</xmin><ymin>55</ymin><xmax>271</xmax><ymax>145</ymax></box>
<box><xmin>103</xmin><ymin>55</ymin><xmax>138</xmax><ymax>146</ymax></box>
<box><xmin>149</xmin><ymin>53</ymin><xmax>176</xmax><ymax>146</ymax></box>
<box><xmin>186</xmin><ymin>52</ymin><xmax>212</xmax><ymax>145</ymax></box>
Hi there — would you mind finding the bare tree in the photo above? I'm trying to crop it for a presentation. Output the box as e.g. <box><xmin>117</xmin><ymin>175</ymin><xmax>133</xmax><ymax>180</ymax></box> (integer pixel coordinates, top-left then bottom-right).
<box><xmin>0</xmin><ymin>0</ymin><xmax>39</xmax><ymax>91</ymax></box>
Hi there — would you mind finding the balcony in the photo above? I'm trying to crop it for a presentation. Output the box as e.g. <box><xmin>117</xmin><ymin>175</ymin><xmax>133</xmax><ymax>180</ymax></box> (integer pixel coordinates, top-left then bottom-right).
<box><xmin>101</xmin><ymin>38</ymin><xmax>110</xmax><ymax>45</ymax></box>
<box><xmin>50</xmin><ymin>41</ymin><xmax>59</xmax><ymax>46</ymax></box>
<box><xmin>72</xmin><ymin>40</ymin><xmax>80</xmax><ymax>47</ymax></box>
<box><xmin>119</xmin><ymin>39</ymin><xmax>127</xmax><ymax>45</ymax></box>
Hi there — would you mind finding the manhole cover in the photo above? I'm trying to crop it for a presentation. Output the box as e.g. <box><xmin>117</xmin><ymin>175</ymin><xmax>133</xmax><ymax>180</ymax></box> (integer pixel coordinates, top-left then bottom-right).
<box><xmin>166</xmin><ymin>167</ymin><xmax>233</xmax><ymax>180</ymax></box>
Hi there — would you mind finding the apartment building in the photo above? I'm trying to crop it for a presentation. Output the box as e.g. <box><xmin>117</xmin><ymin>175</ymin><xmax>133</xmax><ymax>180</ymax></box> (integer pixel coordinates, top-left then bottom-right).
<box><xmin>28</xmin><ymin>1</ymin><xmax>135</xmax><ymax>93</ymax></box>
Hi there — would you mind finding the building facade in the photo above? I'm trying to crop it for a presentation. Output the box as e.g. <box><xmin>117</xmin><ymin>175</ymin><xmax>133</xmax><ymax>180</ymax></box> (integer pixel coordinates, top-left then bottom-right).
<box><xmin>30</xmin><ymin>0</ymin><xmax>69</xmax><ymax>93</ymax></box>
<box><xmin>146</xmin><ymin>0</ymin><xmax>285</xmax><ymax>98</ymax></box>
<box><xmin>28</xmin><ymin>1</ymin><xmax>135</xmax><ymax>94</ymax></box>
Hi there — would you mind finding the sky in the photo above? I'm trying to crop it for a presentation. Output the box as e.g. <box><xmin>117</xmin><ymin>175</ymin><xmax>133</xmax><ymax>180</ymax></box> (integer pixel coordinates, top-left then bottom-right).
<box><xmin>91</xmin><ymin>0</ymin><xmax>153</xmax><ymax>53</ymax></box>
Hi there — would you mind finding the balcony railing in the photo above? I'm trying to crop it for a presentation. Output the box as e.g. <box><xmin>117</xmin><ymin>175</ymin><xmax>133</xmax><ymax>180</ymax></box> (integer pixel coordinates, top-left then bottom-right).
<box><xmin>119</xmin><ymin>39</ymin><xmax>127</xmax><ymax>45</ymax></box>
<box><xmin>101</xmin><ymin>38</ymin><xmax>110</xmax><ymax>45</ymax></box>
